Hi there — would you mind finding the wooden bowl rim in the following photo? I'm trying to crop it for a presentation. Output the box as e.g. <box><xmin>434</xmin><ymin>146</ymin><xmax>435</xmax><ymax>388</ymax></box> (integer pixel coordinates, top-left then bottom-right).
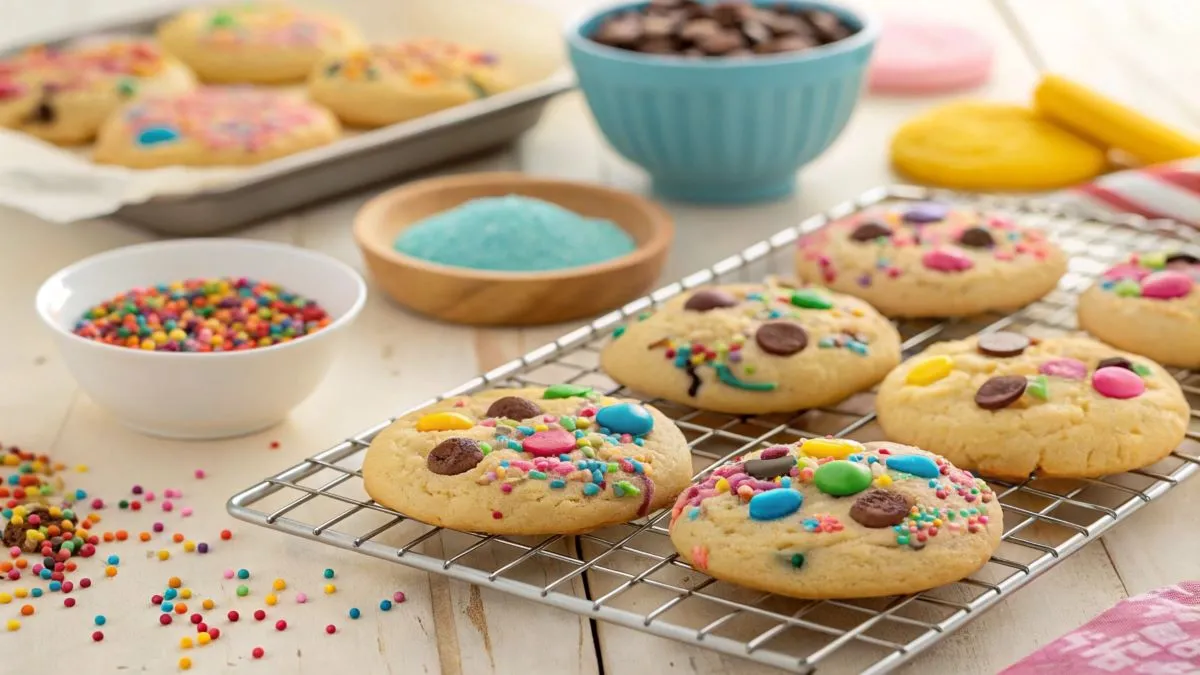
<box><xmin>352</xmin><ymin>172</ymin><xmax>674</xmax><ymax>283</ymax></box>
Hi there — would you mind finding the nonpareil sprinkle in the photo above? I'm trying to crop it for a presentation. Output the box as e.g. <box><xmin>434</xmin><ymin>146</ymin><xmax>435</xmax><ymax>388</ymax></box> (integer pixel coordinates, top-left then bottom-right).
<box><xmin>393</xmin><ymin>195</ymin><xmax>636</xmax><ymax>272</ymax></box>
<box><xmin>71</xmin><ymin>277</ymin><xmax>331</xmax><ymax>352</ymax></box>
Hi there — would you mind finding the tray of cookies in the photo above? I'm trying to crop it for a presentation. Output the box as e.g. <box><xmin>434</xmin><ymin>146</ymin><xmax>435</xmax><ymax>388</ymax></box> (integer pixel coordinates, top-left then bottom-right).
<box><xmin>0</xmin><ymin>0</ymin><xmax>572</xmax><ymax>233</ymax></box>
<box><xmin>228</xmin><ymin>185</ymin><xmax>1200</xmax><ymax>674</ymax></box>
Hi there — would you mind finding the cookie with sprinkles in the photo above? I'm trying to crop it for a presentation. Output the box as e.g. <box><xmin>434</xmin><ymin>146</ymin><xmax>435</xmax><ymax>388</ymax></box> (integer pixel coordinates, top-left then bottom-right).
<box><xmin>308</xmin><ymin>38</ymin><xmax>513</xmax><ymax>128</ymax></box>
<box><xmin>156</xmin><ymin>3</ymin><xmax>362</xmax><ymax>84</ymax></box>
<box><xmin>92</xmin><ymin>87</ymin><xmax>340</xmax><ymax>168</ymax></box>
<box><xmin>796</xmin><ymin>201</ymin><xmax>1067</xmax><ymax>317</ymax></box>
<box><xmin>362</xmin><ymin>387</ymin><xmax>692</xmax><ymax>535</ymax></box>
<box><xmin>0</xmin><ymin>40</ymin><xmax>195</xmax><ymax>145</ymax></box>
<box><xmin>1077</xmin><ymin>251</ymin><xmax>1200</xmax><ymax>368</ymax></box>
<box><xmin>876</xmin><ymin>334</ymin><xmax>1189</xmax><ymax>479</ymax></box>
<box><xmin>669</xmin><ymin>439</ymin><xmax>1002</xmax><ymax>599</ymax></box>
<box><xmin>599</xmin><ymin>281</ymin><xmax>901</xmax><ymax>415</ymax></box>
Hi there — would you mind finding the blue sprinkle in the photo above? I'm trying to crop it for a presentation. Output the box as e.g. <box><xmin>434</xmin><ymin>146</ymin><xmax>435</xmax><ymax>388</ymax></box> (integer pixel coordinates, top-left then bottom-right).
<box><xmin>848</xmin><ymin>454</ymin><xmax>862</xmax><ymax>463</ymax></box>
<box><xmin>928</xmin><ymin>479</ymin><xmax>940</xmax><ymax>488</ymax></box>
<box><xmin>634</xmin><ymin>438</ymin><xmax>644</xmax><ymax>446</ymax></box>
<box><xmin>768</xmin><ymin>310</ymin><xmax>782</xmax><ymax>319</ymax></box>
<box><xmin>747</xmin><ymin>293</ymin><xmax>762</xmax><ymax>301</ymax></box>
<box><xmin>516</xmin><ymin>425</ymin><xmax>535</xmax><ymax>436</ymax></box>
<box><xmin>380</xmin><ymin>599</ymin><xmax>393</xmax><ymax>611</ymax></box>
<box><xmin>94</xmin><ymin>615</ymin><xmax>107</xmax><ymax>626</ymax></box>
<box><xmin>846</xmin><ymin>341</ymin><xmax>869</xmax><ymax>356</ymax></box>
<box><xmin>630</xmin><ymin>459</ymin><xmax>644</xmax><ymax>474</ymax></box>
<box><xmin>574</xmin><ymin>430</ymin><xmax>585</xmax><ymax>438</ymax></box>
<box><xmin>162</xmin><ymin>602</ymin><xmax>174</xmax><ymax>612</ymax></box>
<box><xmin>688</xmin><ymin>507</ymin><xmax>701</xmax><ymax>520</ymax></box>
<box><xmin>349</xmin><ymin>607</ymin><xmax>361</xmax><ymax>619</ymax></box>
<box><xmin>49</xmin><ymin>581</ymin><xmax>61</xmax><ymax>591</ymax></box>
<box><xmin>495</xmin><ymin>435</ymin><xmax>509</xmax><ymax>445</ymax></box>
<box><xmin>499</xmin><ymin>460</ymin><xmax>510</xmax><ymax>468</ymax></box>
<box><xmin>164</xmin><ymin>588</ymin><xmax>178</xmax><ymax>600</ymax></box>
<box><xmin>106</xmin><ymin>554</ymin><xmax>120</xmax><ymax>565</ymax></box>
<box><xmin>549</xmin><ymin>479</ymin><xmax>566</xmax><ymax>489</ymax></box>
<box><xmin>592</xmin><ymin>469</ymin><xmax>604</xmax><ymax>484</ymax></box>
<box><xmin>885</xmin><ymin>454</ymin><xmax>941</xmax><ymax>479</ymax></box>
<box><xmin>74</xmin><ymin>489</ymin><xmax>87</xmax><ymax>499</ymax></box>
<box><xmin>613</xmin><ymin>483</ymin><xmax>625</xmax><ymax>497</ymax></box>
<box><xmin>818</xmin><ymin>337</ymin><xmax>835</xmax><ymax>348</ymax></box>
<box><xmin>1</xmin><ymin>508</ymin><xmax>10</xmax><ymax>519</ymax></box>
<box><xmin>506</xmin><ymin>441</ymin><xmax>522</xmax><ymax>452</ymax></box>
<box><xmin>867</xmin><ymin>456</ymin><xmax>878</xmax><ymax>464</ymax></box>
<box><xmin>40</xmin><ymin>569</ymin><xmax>52</xmax><ymax>580</ymax></box>
<box><xmin>559</xmin><ymin>454</ymin><xmax>572</xmax><ymax>462</ymax></box>
<box><xmin>136</xmin><ymin>125</ymin><xmax>180</xmax><ymax>146</ymax></box>
<box><xmin>31</xmin><ymin>588</ymin><xmax>42</xmax><ymax>598</ymax></box>
<box><xmin>582</xmin><ymin>483</ymin><xmax>600</xmax><ymax>496</ymax></box>
<box><xmin>780</xmin><ymin>476</ymin><xmax>792</xmax><ymax>488</ymax></box>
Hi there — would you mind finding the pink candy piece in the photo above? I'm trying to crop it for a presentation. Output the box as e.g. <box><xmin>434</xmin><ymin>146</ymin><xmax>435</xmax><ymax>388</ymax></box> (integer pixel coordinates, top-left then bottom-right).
<box><xmin>0</xmin><ymin>81</ymin><xmax>24</xmax><ymax>100</ymax></box>
<box><xmin>869</xmin><ymin>19</ymin><xmax>994</xmax><ymax>94</ymax></box>
<box><xmin>521</xmin><ymin>429</ymin><xmax>577</xmax><ymax>457</ymax></box>
<box><xmin>1102</xmin><ymin>263</ymin><xmax>1152</xmax><ymax>282</ymax></box>
<box><xmin>922</xmin><ymin>247</ymin><xmax>975</xmax><ymax>272</ymax></box>
<box><xmin>1038</xmin><ymin>358</ymin><xmax>1088</xmax><ymax>380</ymax></box>
<box><xmin>295</xmin><ymin>593</ymin><xmax>307</xmax><ymax>604</ymax></box>
<box><xmin>181</xmin><ymin>507</ymin><xmax>193</xmax><ymax>517</ymax></box>
<box><xmin>1140</xmin><ymin>270</ymin><xmax>1193</xmax><ymax>299</ymax></box>
<box><xmin>1092</xmin><ymin>366</ymin><xmax>1146</xmax><ymax>399</ymax></box>
<box><xmin>223</xmin><ymin>569</ymin><xmax>235</xmax><ymax>580</ymax></box>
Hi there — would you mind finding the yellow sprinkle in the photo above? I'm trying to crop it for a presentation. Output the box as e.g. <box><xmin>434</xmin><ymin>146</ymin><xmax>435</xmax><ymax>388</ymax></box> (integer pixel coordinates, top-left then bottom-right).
<box><xmin>197</xmin><ymin>633</ymin><xmax>211</xmax><ymax>646</ymax></box>
<box><xmin>873</xmin><ymin>474</ymin><xmax>893</xmax><ymax>488</ymax></box>
<box><xmin>105</xmin><ymin>565</ymin><xmax>118</xmax><ymax>577</ymax></box>
<box><xmin>576</xmin><ymin>418</ymin><xmax>590</xmax><ymax>428</ymax></box>
<box><xmin>265</xmin><ymin>594</ymin><xmax>278</xmax><ymax>606</ymax></box>
<box><xmin>180</xmin><ymin>637</ymin><xmax>193</xmax><ymax>649</ymax></box>
<box><xmin>180</xmin><ymin>588</ymin><xmax>192</xmax><ymax>599</ymax></box>
<box><xmin>495</xmin><ymin>466</ymin><xmax>506</xmax><ymax>480</ymax></box>
<box><xmin>6</xmin><ymin>619</ymin><xmax>19</xmax><ymax>631</ymax></box>
<box><xmin>157</xmin><ymin>549</ymin><xmax>170</xmax><ymax>561</ymax></box>
<box><xmin>905</xmin><ymin>355</ymin><xmax>954</xmax><ymax>386</ymax></box>
<box><xmin>801</xmin><ymin>438</ymin><xmax>863</xmax><ymax>460</ymax></box>
<box><xmin>323</xmin><ymin>584</ymin><xmax>336</xmax><ymax>594</ymax></box>
<box><xmin>13</xmin><ymin>588</ymin><xmax>27</xmax><ymax>599</ymax></box>
<box><xmin>715</xmin><ymin>478</ymin><xmax>730</xmax><ymax>493</ymax></box>
<box><xmin>202</xmin><ymin>599</ymin><xmax>214</xmax><ymax>610</ymax></box>
<box><xmin>851</xmin><ymin>308</ymin><xmax>865</xmax><ymax>317</ymax></box>
<box><xmin>415</xmin><ymin>412</ymin><xmax>474</xmax><ymax>432</ymax></box>
<box><xmin>7</xmin><ymin>516</ymin><xmax>21</xmax><ymax>527</ymax></box>
<box><xmin>933</xmin><ymin>518</ymin><xmax>943</xmax><ymax>527</ymax></box>
<box><xmin>179</xmin><ymin>656</ymin><xmax>193</xmax><ymax>670</ymax></box>
<box><xmin>273</xmin><ymin>578</ymin><xmax>286</xmax><ymax>591</ymax></box>
<box><xmin>533</xmin><ymin>424</ymin><xmax>548</xmax><ymax>432</ymax></box>
<box><xmin>690</xmin><ymin>354</ymin><xmax>706</xmax><ymax>365</ymax></box>
<box><xmin>0</xmin><ymin>593</ymin><xmax>12</xmax><ymax>604</ymax></box>
<box><xmin>3</xmin><ymin>455</ymin><xmax>19</xmax><ymax>466</ymax></box>
<box><xmin>48</xmin><ymin>507</ymin><xmax>62</xmax><ymax>518</ymax></box>
<box><xmin>183</xmin><ymin>541</ymin><xmax>196</xmax><ymax>552</ymax></box>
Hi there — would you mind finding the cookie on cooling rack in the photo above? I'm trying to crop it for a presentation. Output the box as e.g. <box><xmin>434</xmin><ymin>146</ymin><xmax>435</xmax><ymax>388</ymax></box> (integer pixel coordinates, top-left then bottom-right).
<box><xmin>795</xmin><ymin>201</ymin><xmax>1068</xmax><ymax>317</ymax></box>
<box><xmin>598</xmin><ymin>281</ymin><xmax>902</xmax><ymax>415</ymax></box>
<box><xmin>875</xmin><ymin>333</ymin><xmax>1189</xmax><ymax>479</ymax></box>
<box><xmin>669</xmin><ymin>439</ymin><xmax>1003</xmax><ymax>599</ymax></box>
<box><xmin>362</xmin><ymin>386</ymin><xmax>693</xmax><ymax>535</ymax></box>
<box><xmin>1077</xmin><ymin>251</ymin><xmax>1200</xmax><ymax>368</ymax></box>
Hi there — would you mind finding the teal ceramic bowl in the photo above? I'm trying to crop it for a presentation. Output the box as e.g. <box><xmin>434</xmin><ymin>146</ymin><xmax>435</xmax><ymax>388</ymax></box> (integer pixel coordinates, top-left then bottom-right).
<box><xmin>567</xmin><ymin>1</ymin><xmax>878</xmax><ymax>204</ymax></box>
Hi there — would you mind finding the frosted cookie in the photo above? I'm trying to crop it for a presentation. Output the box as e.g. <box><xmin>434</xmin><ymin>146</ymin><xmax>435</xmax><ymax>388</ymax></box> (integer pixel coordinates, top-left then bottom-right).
<box><xmin>876</xmin><ymin>334</ymin><xmax>1189</xmax><ymax>479</ymax></box>
<box><xmin>362</xmin><ymin>386</ymin><xmax>693</xmax><ymax>535</ymax></box>
<box><xmin>1077</xmin><ymin>251</ymin><xmax>1200</xmax><ymax>368</ymax></box>
<box><xmin>669</xmin><ymin>440</ymin><xmax>1002</xmax><ymax>599</ymax></box>
<box><xmin>156</xmin><ymin>3</ymin><xmax>362</xmax><ymax>84</ymax></box>
<box><xmin>891</xmin><ymin>102</ymin><xmax>1108</xmax><ymax>191</ymax></box>
<box><xmin>796</xmin><ymin>201</ymin><xmax>1068</xmax><ymax>318</ymax></box>
<box><xmin>0</xmin><ymin>41</ymin><xmax>194</xmax><ymax>145</ymax></box>
<box><xmin>92</xmin><ymin>88</ymin><xmax>340</xmax><ymax>168</ymax></box>
<box><xmin>308</xmin><ymin>39</ymin><xmax>513</xmax><ymax>128</ymax></box>
<box><xmin>599</xmin><ymin>281</ymin><xmax>902</xmax><ymax>415</ymax></box>
<box><xmin>868</xmin><ymin>19</ymin><xmax>993</xmax><ymax>95</ymax></box>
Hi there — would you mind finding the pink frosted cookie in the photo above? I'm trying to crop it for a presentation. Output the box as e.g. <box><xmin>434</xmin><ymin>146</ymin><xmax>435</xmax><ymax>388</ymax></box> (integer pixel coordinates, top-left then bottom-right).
<box><xmin>795</xmin><ymin>201</ymin><xmax>1068</xmax><ymax>318</ymax></box>
<box><xmin>868</xmin><ymin>19</ymin><xmax>993</xmax><ymax>95</ymax></box>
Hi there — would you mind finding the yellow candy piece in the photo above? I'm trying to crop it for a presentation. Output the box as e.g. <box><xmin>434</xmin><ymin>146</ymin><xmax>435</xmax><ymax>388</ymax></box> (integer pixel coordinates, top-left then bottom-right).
<box><xmin>415</xmin><ymin>412</ymin><xmax>473</xmax><ymax>432</ymax></box>
<box><xmin>715</xmin><ymin>478</ymin><xmax>730</xmax><ymax>493</ymax></box>
<box><xmin>906</xmin><ymin>355</ymin><xmax>954</xmax><ymax>386</ymax></box>
<box><xmin>874</xmin><ymin>474</ymin><xmax>893</xmax><ymax>488</ymax></box>
<box><xmin>800</xmin><ymin>438</ymin><xmax>863</xmax><ymax>460</ymax></box>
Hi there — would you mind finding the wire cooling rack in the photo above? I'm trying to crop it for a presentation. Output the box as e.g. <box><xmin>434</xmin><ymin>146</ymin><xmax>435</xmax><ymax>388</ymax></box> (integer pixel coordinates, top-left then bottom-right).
<box><xmin>229</xmin><ymin>185</ymin><xmax>1200</xmax><ymax>674</ymax></box>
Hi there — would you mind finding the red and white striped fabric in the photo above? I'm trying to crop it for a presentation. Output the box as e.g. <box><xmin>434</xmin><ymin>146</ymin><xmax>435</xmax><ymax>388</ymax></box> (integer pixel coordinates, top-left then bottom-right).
<box><xmin>1048</xmin><ymin>158</ymin><xmax>1200</xmax><ymax>227</ymax></box>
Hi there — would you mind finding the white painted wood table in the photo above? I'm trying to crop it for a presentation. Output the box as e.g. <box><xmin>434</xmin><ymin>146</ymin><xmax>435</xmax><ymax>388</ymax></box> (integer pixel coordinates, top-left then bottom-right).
<box><xmin>4</xmin><ymin>1</ymin><xmax>1200</xmax><ymax>673</ymax></box>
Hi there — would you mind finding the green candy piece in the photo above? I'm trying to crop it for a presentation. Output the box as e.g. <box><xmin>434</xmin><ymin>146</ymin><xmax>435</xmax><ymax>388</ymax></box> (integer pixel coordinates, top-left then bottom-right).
<box><xmin>791</xmin><ymin>289</ymin><xmax>833</xmax><ymax>310</ymax></box>
<box><xmin>813</xmin><ymin>460</ymin><xmax>872</xmax><ymax>497</ymax></box>
<box><xmin>1133</xmin><ymin>363</ymin><xmax>1152</xmax><ymax>377</ymax></box>
<box><xmin>1026</xmin><ymin>374</ymin><xmax>1049</xmax><ymax>401</ymax></box>
<box><xmin>116</xmin><ymin>78</ymin><xmax>137</xmax><ymax>98</ymax></box>
<box><xmin>789</xmin><ymin>553</ymin><xmax>805</xmax><ymax>569</ymax></box>
<box><xmin>543</xmin><ymin>384</ymin><xmax>593</xmax><ymax>399</ymax></box>
<box><xmin>612</xmin><ymin>326</ymin><xmax>626</xmax><ymax>339</ymax></box>
<box><xmin>1113</xmin><ymin>279</ymin><xmax>1143</xmax><ymax>297</ymax></box>
<box><xmin>209</xmin><ymin>11</ymin><xmax>235</xmax><ymax>27</ymax></box>
<box><xmin>1141</xmin><ymin>252</ymin><xmax>1167</xmax><ymax>270</ymax></box>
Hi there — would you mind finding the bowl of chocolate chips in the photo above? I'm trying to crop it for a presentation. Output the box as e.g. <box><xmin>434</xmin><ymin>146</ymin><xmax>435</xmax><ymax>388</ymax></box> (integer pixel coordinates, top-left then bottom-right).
<box><xmin>567</xmin><ymin>0</ymin><xmax>877</xmax><ymax>204</ymax></box>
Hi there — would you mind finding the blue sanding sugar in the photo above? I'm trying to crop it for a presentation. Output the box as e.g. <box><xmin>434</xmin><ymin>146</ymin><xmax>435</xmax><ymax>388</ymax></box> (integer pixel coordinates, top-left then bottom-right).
<box><xmin>393</xmin><ymin>195</ymin><xmax>637</xmax><ymax>272</ymax></box>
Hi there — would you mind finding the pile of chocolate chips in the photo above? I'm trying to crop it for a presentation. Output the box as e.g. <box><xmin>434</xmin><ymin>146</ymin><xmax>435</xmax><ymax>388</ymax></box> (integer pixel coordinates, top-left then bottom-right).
<box><xmin>590</xmin><ymin>0</ymin><xmax>857</xmax><ymax>57</ymax></box>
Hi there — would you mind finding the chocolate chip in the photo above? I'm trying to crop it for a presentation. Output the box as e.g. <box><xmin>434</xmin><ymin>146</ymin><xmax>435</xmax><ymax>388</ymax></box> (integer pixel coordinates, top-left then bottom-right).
<box><xmin>755</xmin><ymin>321</ymin><xmax>808</xmax><ymax>356</ymax></box>
<box><xmin>741</xmin><ymin>19</ymin><xmax>772</xmax><ymax>44</ymax></box>
<box><xmin>958</xmin><ymin>226</ymin><xmax>995</xmax><ymax>249</ymax></box>
<box><xmin>1166</xmin><ymin>252</ymin><xmax>1200</xmax><ymax>266</ymax></box>
<box><xmin>743</xmin><ymin>455</ymin><xmax>797</xmax><ymax>479</ymax></box>
<box><xmin>849</xmin><ymin>220</ymin><xmax>892</xmax><ymax>242</ymax></box>
<box><xmin>755</xmin><ymin>34</ymin><xmax>818</xmax><ymax>54</ymax></box>
<box><xmin>2</xmin><ymin>505</ymin><xmax>53</xmax><ymax>552</ymax></box>
<box><xmin>684</xmin><ymin>288</ymin><xmax>739</xmax><ymax>312</ymax></box>
<box><xmin>679</xmin><ymin>17</ymin><xmax>721</xmax><ymax>42</ymax></box>
<box><xmin>426</xmin><ymin>438</ymin><xmax>484</xmax><ymax>476</ymax></box>
<box><xmin>485</xmin><ymin>396</ymin><xmax>543</xmax><ymax>420</ymax></box>
<box><xmin>849</xmin><ymin>489</ymin><xmax>912</xmax><ymax>528</ymax></box>
<box><xmin>974</xmin><ymin>375</ymin><xmax>1028</xmax><ymax>410</ymax></box>
<box><xmin>712</xmin><ymin>2</ymin><xmax>746</xmax><ymax>27</ymax></box>
<box><xmin>803</xmin><ymin>10</ymin><xmax>853</xmax><ymax>41</ymax></box>
<box><xmin>977</xmin><ymin>332</ymin><xmax>1031</xmax><ymax>358</ymax></box>
<box><xmin>593</xmin><ymin>13</ymin><xmax>644</xmax><ymax>47</ymax></box>
<box><xmin>1098</xmin><ymin>356</ymin><xmax>1134</xmax><ymax>372</ymax></box>
<box><xmin>697</xmin><ymin>29</ymin><xmax>746</xmax><ymax>55</ymax></box>
<box><xmin>643</xmin><ymin>13</ymin><xmax>681</xmax><ymax>38</ymax></box>
<box><xmin>30</xmin><ymin>100</ymin><xmax>55</xmax><ymax>124</ymax></box>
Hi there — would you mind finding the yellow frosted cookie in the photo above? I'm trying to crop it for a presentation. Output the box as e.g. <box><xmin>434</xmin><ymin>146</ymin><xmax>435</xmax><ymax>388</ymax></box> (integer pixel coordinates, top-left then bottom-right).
<box><xmin>890</xmin><ymin>102</ymin><xmax>1108</xmax><ymax>191</ymax></box>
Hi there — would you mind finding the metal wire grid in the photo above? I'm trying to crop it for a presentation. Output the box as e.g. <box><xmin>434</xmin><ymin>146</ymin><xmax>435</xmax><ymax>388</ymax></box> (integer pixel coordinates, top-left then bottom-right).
<box><xmin>229</xmin><ymin>186</ymin><xmax>1200</xmax><ymax>674</ymax></box>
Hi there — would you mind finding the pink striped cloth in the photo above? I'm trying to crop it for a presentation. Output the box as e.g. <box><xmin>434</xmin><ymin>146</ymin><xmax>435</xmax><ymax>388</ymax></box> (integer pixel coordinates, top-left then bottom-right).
<box><xmin>1047</xmin><ymin>159</ymin><xmax>1200</xmax><ymax>227</ymax></box>
<box><xmin>1000</xmin><ymin>581</ymin><xmax>1200</xmax><ymax>674</ymax></box>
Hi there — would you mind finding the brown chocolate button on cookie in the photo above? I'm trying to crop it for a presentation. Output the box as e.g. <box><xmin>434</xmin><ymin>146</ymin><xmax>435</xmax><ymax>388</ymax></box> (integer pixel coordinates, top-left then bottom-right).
<box><xmin>684</xmin><ymin>288</ymin><xmax>739</xmax><ymax>312</ymax></box>
<box><xmin>849</xmin><ymin>220</ymin><xmax>893</xmax><ymax>242</ymax></box>
<box><xmin>1166</xmin><ymin>252</ymin><xmax>1200</xmax><ymax>266</ymax></box>
<box><xmin>485</xmin><ymin>396</ymin><xmax>543</xmax><ymax>421</ymax></box>
<box><xmin>958</xmin><ymin>226</ymin><xmax>995</xmax><ymax>249</ymax></box>
<box><xmin>975</xmin><ymin>375</ymin><xmax>1028</xmax><ymax>410</ymax></box>
<box><xmin>743</xmin><ymin>455</ymin><xmax>797</xmax><ymax>479</ymax></box>
<box><xmin>977</xmin><ymin>332</ymin><xmax>1031</xmax><ymax>358</ymax></box>
<box><xmin>755</xmin><ymin>321</ymin><xmax>808</xmax><ymax>356</ymax></box>
<box><xmin>849</xmin><ymin>489</ymin><xmax>912</xmax><ymax>528</ymax></box>
<box><xmin>1098</xmin><ymin>356</ymin><xmax>1134</xmax><ymax>372</ymax></box>
<box><xmin>427</xmin><ymin>438</ymin><xmax>484</xmax><ymax>476</ymax></box>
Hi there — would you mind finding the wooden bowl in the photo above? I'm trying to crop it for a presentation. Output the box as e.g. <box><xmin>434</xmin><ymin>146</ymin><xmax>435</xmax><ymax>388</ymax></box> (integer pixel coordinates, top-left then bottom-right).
<box><xmin>353</xmin><ymin>172</ymin><xmax>674</xmax><ymax>326</ymax></box>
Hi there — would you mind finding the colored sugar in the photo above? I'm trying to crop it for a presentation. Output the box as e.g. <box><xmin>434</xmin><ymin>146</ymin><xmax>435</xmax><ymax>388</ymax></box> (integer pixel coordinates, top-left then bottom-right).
<box><xmin>393</xmin><ymin>195</ymin><xmax>636</xmax><ymax>272</ymax></box>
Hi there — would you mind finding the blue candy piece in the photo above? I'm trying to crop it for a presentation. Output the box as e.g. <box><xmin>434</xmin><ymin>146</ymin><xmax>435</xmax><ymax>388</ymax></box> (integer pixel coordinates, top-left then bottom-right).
<box><xmin>595</xmin><ymin>402</ymin><xmax>654</xmax><ymax>436</ymax></box>
<box><xmin>748</xmin><ymin>489</ymin><xmax>803</xmax><ymax>521</ymax></box>
<box><xmin>137</xmin><ymin>126</ymin><xmax>180</xmax><ymax>146</ymax></box>
<box><xmin>902</xmin><ymin>202</ymin><xmax>949</xmax><ymax>224</ymax></box>
<box><xmin>885</xmin><ymin>454</ymin><xmax>940</xmax><ymax>479</ymax></box>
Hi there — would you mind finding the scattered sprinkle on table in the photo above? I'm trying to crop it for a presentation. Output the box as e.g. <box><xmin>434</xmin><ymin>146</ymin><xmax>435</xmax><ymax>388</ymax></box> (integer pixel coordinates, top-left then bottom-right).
<box><xmin>380</xmin><ymin>599</ymin><xmax>393</xmax><ymax>611</ymax></box>
<box><xmin>252</xmin><ymin>647</ymin><xmax>265</xmax><ymax>659</ymax></box>
<box><xmin>71</xmin><ymin>277</ymin><xmax>331</xmax><ymax>352</ymax></box>
<box><xmin>323</xmin><ymin>568</ymin><xmax>335</xmax><ymax>579</ymax></box>
<box><xmin>236</xmin><ymin>585</ymin><xmax>249</xmax><ymax>597</ymax></box>
<box><xmin>393</xmin><ymin>195</ymin><xmax>637</xmax><ymax>272</ymax></box>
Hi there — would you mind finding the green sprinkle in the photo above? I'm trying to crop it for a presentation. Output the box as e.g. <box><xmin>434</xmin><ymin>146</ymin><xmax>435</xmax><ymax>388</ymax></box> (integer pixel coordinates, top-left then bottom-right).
<box><xmin>714</xmin><ymin>364</ymin><xmax>777</xmax><ymax>391</ymax></box>
<box><xmin>209</xmin><ymin>11</ymin><xmax>235</xmax><ymax>27</ymax></box>
<box><xmin>236</xmin><ymin>585</ymin><xmax>249</xmax><ymax>597</ymax></box>
<box><xmin>607</xmin><ymin>462</ymin><xmax>619</xmax><ymax>474</ymax></box>
<box><xmin>789</xmin><ymin>553</ymin><xmax>805</xmax><ymax>569</ymax></box>
<box><xmin>116</xmin><ymin>78</ymin><xmax>137</xmax><ymax>97</ymax></box>
<box><xmin>479</xmin><ymin>442</ymin><xmax>492</xmax><ymax>455</ymax></box>
<box><xmin>464</xmin><ymin>74</ymin><xmax>487</xmax><ymax>98</ymax></box>
<box><xmin>323</xmin><ymin>568</ymin><xmax>335</xmax><ymax>579</ymax></box>
<box><xmin>1141</xmin><ymin>251</ymin><xmax>1167</xmax><ymax>269</ymax></box>
<box><xmin>896</xmin><ymin>536</ymin><xmax>909</xmax><ymax>546</ymax></box>
<box><xmin>1026</xmin><ymin>374</ymin><xmax>1049</xmax><ymax>401</ymax></box>
<box><xmin>1114</xmin><ymin>279</ymin><xmax>1142</xmax><ymax>297</ymax></box>
<box><xmin>615</xmin><ymin>480</ymin><xmax>640</xmax><ymax>497</ymax></box>
<box><xmin>612</xmin><ymin>326</ymin><xmax>626</xmax><ymax>339</ymax></box>
<box><xmin>791</xmin><ymin>289</ymin><xmax>833</xmax><ymax>310</ymax></box>
<box><xmin>637</xmin><ymin>311</ymin><xmax>653</xmax><ymax>321</ymax></box>
<box><xmin>528</xmin><ymin>471</ymin><xmax>547</xmax><ymax>480</ymax></box>
<box><xmin>544</xmin><ymin>384</ymin><xmax>593</xmax><ymax>399</ymax></box>
<box><xmin>1133</xmin><ymin>363</ymin><xmax>1152</xmax><ymax>377</ymax></box>
<box><xmin>560</xmin><ymin>417</ymin><xmax>576</xmax><ymax>432</ymax></box>
<box><xmin>743</xmin><ymin>365</ymin><xmax>757</xmax><ymax>375</ymax></box>
<box><xmin>581</xmin><ymin>446</ymin><xmax>595</xmax><ymax>459</ymax></box>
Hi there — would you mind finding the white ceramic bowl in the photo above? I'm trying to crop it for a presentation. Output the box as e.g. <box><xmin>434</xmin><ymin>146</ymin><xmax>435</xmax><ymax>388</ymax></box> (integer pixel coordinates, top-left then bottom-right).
<box><xmin>35</xmin><ymin>239</ymin><xmax>367</xmax><ymax>440</ymax></box>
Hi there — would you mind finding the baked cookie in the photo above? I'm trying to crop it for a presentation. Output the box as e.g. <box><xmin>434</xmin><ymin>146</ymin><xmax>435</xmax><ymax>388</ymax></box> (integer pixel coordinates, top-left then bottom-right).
<box><xmin>1078</xmin><ymin>251</ymin><xmax>1200</xmax><ymax>368</ymax></box>
<box><xmin>308</xmin><ymin>39</ymin><xmax>513</xmax><ymax>128</ymax></box>
<box><xmin>876</xmin><ymin>333</ymin><xmax>1189</xmax><ymax>479</ymax></box>
<box><xmin>92</xmin><ymin>88</ymin><xmax>340</xmax><ymax>168</ymax></box>
<box><xmin>0</xmin><ymin>41</ymin><xmax>194</xmax><ymax>145</ymax></box>
<box><xmin>362</xmin><ymin>386</ymin><xmax>693</xmax><ymax>535</ymax></box>
<box><xmin>796</xmin><ymin>201</ymin><xmax>1068</xmax><ymax>317</ymax></box>
<box><xmin>599</xmin><ymin>281</ymin><xmax>902</xmax><ymax>415</ymax></box>
<box><xmin>670</xmin><ymin>439</ymin><xmax>1002</xmax><ymax>599</ymax></box>
<box><xmin>156</xmin><ymin>3</ymin><xmax>362</xmax><ymax>84</ymax></box>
